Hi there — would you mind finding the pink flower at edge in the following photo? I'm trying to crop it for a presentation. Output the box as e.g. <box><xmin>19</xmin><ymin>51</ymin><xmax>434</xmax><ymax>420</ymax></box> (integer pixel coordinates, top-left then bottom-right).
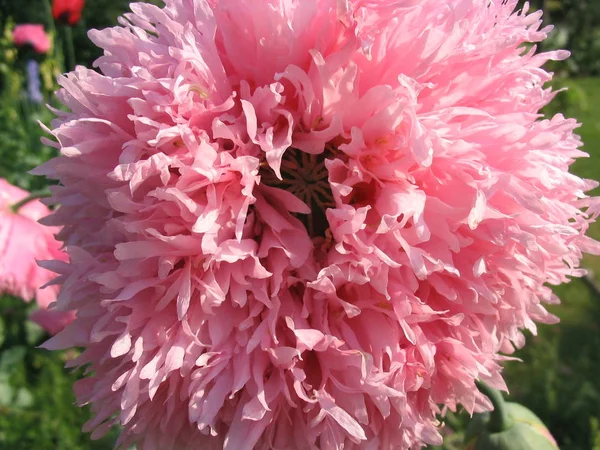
<box><xmin>30</xmin><ymin>307</ymin><xmax>76</xmax><ymax>336</ymax></box>
<box><xmin>0</xmin><ymin>178</ymin><xmax>72</xmax><ymax>335</ymax></box>
<box><xmin>12</xmin><ymin>24</ymin><xmax>52</xmax><ymax>54</ymax></box>
<box><xmin>38</xmin><ymin>1</ymin><xmax>600</xmax><ymax>449</ymax></box>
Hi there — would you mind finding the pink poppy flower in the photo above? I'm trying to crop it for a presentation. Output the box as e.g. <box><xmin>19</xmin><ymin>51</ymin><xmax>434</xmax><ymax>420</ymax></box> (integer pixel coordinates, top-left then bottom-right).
<box><xmin>0</xmin><ymin>178</ymin><xmax>72</xmax><ymax>334</ymax></box>
<box><xmin>39</xmin><ymin>1</ymin><xmax>600</xmax><ymax>449</ymax></box>
<box><xmin>12</xmin><ymin>24</ymin><xmax>51</xmax><ymax>54</ymax></box>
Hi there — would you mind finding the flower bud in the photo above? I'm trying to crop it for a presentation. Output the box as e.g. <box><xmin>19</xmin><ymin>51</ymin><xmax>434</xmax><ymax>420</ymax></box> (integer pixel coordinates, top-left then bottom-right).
<box><xmin>465</xmin><ymin>383</ymin><xmax>559</xmax><ymax>450</ymax></box>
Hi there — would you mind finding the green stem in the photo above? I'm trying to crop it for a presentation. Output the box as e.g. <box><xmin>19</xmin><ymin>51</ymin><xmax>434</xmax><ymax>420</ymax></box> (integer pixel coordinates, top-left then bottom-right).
<box><xmin>18</xmin><ymin>90</ymin><xmax>37</xmax><ymax>152</ymax></box>
<box><xmin>42</xmin><ymin>0</ymin><xmax>65</xmax><ymax>73</ymax></box>
<box><xmin>10</xmin><ymin>190</ymin><xmax>51</xmax><ymax>213</ymax></box>
<box><xmin>63</xmin><ymin>25</ymin><xmax>76</xmax><ymax>71</ymax></box>
<box><xmin>42</xmin><ymin>0</ymin><xmax>57</xmax><ymax>36</ymax></box>
<box><xmin>475</xmin><ymin>380</ymin><xmax>513</xmax><ymax>433</ymax></box>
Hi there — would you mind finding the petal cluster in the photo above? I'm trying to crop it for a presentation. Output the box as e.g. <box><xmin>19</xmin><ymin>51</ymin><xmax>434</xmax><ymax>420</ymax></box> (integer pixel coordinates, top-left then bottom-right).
<box><xmin>39</xmin><ymin>1</ymin><xmax>600</xmax><ymax>449</ymax></box>
<box><xmin>0</xmin><ymin>178</ymin><xmax>73</xmax><ymax>334</ymax></box>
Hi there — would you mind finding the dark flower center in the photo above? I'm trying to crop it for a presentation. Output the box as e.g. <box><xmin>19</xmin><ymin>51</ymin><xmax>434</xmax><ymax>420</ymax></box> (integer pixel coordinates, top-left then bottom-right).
<box><xmin>57</xmin><ymin>11</ymin><xmax>74</xmax><ymax>25</ymax></box>
<box><xmin>260</xmin><ymin>148</ymin><xmax>335</xmax><ymax>238</ymax></box>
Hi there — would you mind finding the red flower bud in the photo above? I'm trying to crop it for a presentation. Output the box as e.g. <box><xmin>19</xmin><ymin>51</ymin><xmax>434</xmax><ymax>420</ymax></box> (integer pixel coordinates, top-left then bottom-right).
<box><xmin>52</xmin><ymin>0</ymin><xmax>85</xmax><ymax>26</ymax></box>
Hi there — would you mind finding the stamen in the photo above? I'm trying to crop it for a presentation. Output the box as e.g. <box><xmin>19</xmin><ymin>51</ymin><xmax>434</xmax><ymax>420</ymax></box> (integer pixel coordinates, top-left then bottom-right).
<box><xmin>260</xmin><ymin>148</ymin><xmax>335</xmax><ymax>237</ymax></box>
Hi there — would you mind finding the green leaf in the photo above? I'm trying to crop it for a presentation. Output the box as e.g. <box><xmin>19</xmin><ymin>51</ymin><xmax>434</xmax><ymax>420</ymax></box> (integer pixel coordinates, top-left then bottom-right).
<box><xmin>0</xmin><ymin>346</ymin><xmax>26</xmax><ymax>374</ymax></box>
<box><xmin>14</xmin><ymin>387</ymin><xmax>33</xmax><ymax>408</ymax></box>
<box><xmin>24</xmin><ymin>321</ymin><xmax>45</xmax><ymax>346</ymax></box>
<box><xmin>0</xmin><ymin>378</ymin><xmax>12</xmax><ymax>407</ymax></box>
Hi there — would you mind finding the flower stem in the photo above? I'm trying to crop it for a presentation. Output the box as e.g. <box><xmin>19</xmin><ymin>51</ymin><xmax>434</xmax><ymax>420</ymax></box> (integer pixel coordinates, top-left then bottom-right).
<box><xmin>63</xmin><ymin>25</ymin><xmax>76</xmax><ymax>71</ymax></box>
<box><xmin>475</xmin><ymin>380</ymin><xmax>513</xmax><ymax>433</ymax></box>
<box><xmin>42</xmin><ymin>0</ymin><xmax>65</xmax><ymax>73</ymax></box>
<box><xmin>11</xmin><ymin>190</ymin><xmax>51</xmax><ymax>213</ymax></box>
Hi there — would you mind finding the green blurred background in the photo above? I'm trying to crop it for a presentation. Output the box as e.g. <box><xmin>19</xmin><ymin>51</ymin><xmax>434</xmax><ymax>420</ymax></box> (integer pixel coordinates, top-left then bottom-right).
<box><xmin>0</xmin><ymin>0</ymin><xmax>599</xmax><ymax>449</ymax></box>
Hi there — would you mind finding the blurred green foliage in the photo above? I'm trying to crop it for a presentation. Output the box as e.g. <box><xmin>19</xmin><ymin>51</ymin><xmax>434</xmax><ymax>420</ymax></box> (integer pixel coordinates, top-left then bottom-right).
<box><xmin>522</xmin><ymin>0</ymin><xmax>600</xmax><ymax>76</ymax></box>
<box><xmin>0</xmin><ymin>22</ymin><xmax>58</xmax><ymax>192</ymax></box>
<box><xmin>1</xmin><ymin>0</ymin><xmax>139</xmax><ymax>68</ymax></box>
<box><xmin>503</xmin><ymin>280</ymin><xmax>600</xmax><ymax>450</ymax></box>
<box><xmin>0</xmin><ymin>296</ymin><xmax>119</xmax><ymax>449</ymax></box>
